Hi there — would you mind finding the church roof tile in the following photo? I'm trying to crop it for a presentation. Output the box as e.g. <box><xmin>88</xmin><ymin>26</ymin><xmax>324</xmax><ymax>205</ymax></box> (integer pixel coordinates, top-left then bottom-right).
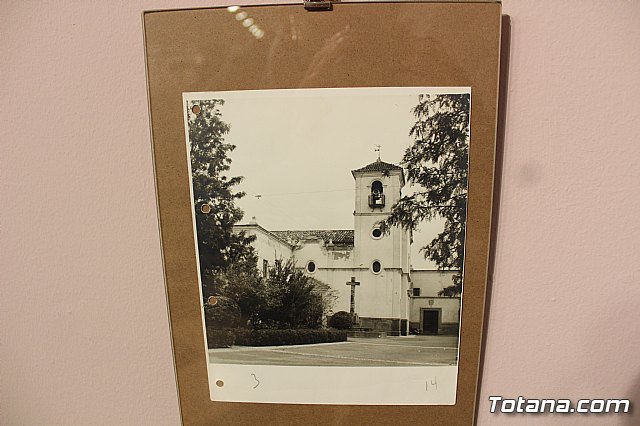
<box><xmin>271</xmin><ymin>230</ymin><xmax>354</xmax><ymax>246</ymax></box>
<box><xmin>351</xmin><ymin>159</ymin><xmax>403</xmax><ymax>175</ymax></box>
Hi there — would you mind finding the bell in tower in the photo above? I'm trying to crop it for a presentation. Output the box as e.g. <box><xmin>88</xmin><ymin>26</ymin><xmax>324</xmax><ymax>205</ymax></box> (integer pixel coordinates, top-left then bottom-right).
<box><xmin>369</xmin><ymin>180</ymin><xmax>385</xmax><ymax>208</ymax></box>
<box><xmin>351</xmin><ymin>156</ymin><xmax>405</xmax><ymax>216</ymax></box>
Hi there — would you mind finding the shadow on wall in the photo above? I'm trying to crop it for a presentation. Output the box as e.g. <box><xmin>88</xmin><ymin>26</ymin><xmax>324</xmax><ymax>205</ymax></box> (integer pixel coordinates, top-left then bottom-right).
<box><xmin>476</xmin><ymin>13</ymin><xmax>511</xmax><ymax>418</ymax></box>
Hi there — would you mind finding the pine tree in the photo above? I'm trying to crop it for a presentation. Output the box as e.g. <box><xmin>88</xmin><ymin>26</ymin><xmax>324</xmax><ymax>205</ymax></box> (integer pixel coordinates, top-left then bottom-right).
<box><xmin>186</xmin><ymin>100</ymin><xmax>257</xmax><ymax>296</ymax></box>
<box><xmin>382</xmin><ymin>94</ymin><xmax>470</xmax><ymax>296</ymax></box>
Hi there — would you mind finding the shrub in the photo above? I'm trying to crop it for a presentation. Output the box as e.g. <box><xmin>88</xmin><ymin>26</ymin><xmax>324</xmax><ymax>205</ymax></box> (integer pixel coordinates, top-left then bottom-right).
<box><xmin>261</xmin><ymin>259</ymin><xmax>337</xmax><ymax>329</ymax></box>
<box><xmin>206</xmin><ymin>329</ymin><xmax>235</xmax><ymax>349</ymax></box>
<box><xmin>329</xmin><ymin>311</ymin><xmax>353</xmax><ymax>330</ymax></box>
<box><xmin>233</xmin><ymin>328</ymin><xmax>347</xmax><ymax>346</ymax></box>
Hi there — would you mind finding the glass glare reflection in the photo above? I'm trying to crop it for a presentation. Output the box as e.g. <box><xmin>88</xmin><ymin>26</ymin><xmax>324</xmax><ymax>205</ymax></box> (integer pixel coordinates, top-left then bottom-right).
<box><xmin>227</xmin><ymin>6</ymin><xmax>265</xmax><ymax>40</ymax></box>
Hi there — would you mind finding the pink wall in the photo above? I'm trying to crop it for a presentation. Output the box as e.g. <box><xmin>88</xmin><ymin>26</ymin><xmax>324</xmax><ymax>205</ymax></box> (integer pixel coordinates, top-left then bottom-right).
<box><xmin>2</xmin><ymin>1</ymin><xmax>639</xmax><ymax>424</ymax></box>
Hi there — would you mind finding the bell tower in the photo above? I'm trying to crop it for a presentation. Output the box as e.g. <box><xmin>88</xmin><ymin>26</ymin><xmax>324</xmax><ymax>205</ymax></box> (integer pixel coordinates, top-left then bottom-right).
<box><xmin>351</xmin><ymin>156</ymin><xmax>411</xmax><ymax>331</ymax></box>
<box><xmin>351</xmin><ymin>157</ymin><xmax>408</xmax><ymax>269</ymax></box>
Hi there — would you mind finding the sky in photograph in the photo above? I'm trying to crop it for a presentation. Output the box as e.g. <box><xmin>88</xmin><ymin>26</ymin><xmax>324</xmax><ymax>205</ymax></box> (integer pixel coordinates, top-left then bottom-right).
<box><xmin>185</xmin><ymin>87</ymin><xmax>469</xmax><ymax>270</ymax></box>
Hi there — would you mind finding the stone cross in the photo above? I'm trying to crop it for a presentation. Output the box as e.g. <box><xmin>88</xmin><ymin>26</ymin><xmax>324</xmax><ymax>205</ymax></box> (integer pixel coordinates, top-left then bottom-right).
<box><xmin>346</xmin><ymin>276</ymin><xmax>360</xmax><ymax>315</ymax></box>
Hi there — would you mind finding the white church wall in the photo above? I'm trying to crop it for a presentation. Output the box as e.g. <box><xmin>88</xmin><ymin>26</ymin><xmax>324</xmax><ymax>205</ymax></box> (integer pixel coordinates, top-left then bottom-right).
<box><xmin>394</xmin><ymin>224</ymin><xmax>411</xmax><ymax>273</ymax></box>
<box><xmin>304</xmin><ymin>263</ymin><xmax>406</xmax><ymax>320</ymax></box>
<box><xmin>356</xmin><ymin>268</ymin><xmax>403</xmax><ymax>318</ymax></box>
<box><xmin>295</xmin><ymin>241</ymin><xmax>358</xmax><ymax>314</ymax></box>
<box><xmin>411</xmin><ymin>270</ymin><xmax>459</xmax><ymax>297</ymax></box>
<box><xmin>233</xmin><ymin>224</ymin><xmax>293</xmax><ymax>271</ymax></box>
<box><xmin>409</xmin><ymin>297</ymin><xmax>461</xmax><ymax>335</ymax></box>
<box><xmin>410</xmin><ymin>297</ymin><xmax>460</xmax><ymax>324</ymax></box>
<box><xmin>409</xmin><ymin>270</ymin><xmax>461</xmax><ymax>334</ymax></box>
<box><xmin>356</xmin><ymin>268</ymin><xmax>411</xmax><ymax>335</ymax></box>
<box><xmin>354</xmin><ymin>215</ymin><xmax>397</xmax><ymax>268</ymax></box>
<box><xmin>295</xmin><ymin>241</ymin><xmax>353</xmax><ymax>271</ymax></box>
<box><xmin>399</xmin><ymin>225</ymin><xmax>411</xmax><ymax>273</ymax></box>
<box><xmin>351</xmin><ymin>214</ymin><xmax>410</xmax><ymax>323</ymax></box>
<box><xmin>316</xmin><ymin>268</ymin><xmax>361</xmax><ymax>314</ymax></box>
<box><xmin>401</xmin><ymin>273</ymin><xmax>411</xmax><ymax>318</ymax></box>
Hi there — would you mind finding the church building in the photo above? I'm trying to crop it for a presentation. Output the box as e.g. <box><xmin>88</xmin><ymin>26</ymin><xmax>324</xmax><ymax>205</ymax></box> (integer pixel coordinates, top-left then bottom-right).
<box><xmin>233</xmin><ymin>158</ymin><xmax>461</xmax><ymax>336</ymax></box>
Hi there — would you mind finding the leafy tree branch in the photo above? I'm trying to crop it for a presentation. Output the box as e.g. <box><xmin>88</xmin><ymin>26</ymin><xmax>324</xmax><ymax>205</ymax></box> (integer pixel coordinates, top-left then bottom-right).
<box><xmin>381</xmin><ymin>94</ymin><xmax>470</xmax><ymax>296</ymax></box>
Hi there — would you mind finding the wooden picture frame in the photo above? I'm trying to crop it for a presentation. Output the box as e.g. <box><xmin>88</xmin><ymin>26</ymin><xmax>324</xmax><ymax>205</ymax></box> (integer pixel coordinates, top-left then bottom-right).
<box><xmin>143</xmin><ymin>2</ymin><xmax>501</xmax><ymax>424</ymax></box>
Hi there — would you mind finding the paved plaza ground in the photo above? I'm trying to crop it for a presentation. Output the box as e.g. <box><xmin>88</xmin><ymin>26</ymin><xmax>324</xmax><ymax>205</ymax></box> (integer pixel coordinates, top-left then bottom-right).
<box><xmin>208</xmin><ymin>335</ymin><xmax>459</xmax><ymax>367</ymax></box>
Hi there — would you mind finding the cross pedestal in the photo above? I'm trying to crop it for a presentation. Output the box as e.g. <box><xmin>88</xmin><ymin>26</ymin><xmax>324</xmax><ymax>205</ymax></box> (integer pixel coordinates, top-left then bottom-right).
<box><xmin>346</xmin><ymin>276</ymin><xmax>360</xmax><ymax>315</ymax></box>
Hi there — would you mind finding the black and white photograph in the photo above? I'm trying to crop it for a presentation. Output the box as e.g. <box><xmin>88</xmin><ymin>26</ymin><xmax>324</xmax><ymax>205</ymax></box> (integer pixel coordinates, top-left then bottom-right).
<box><xmin>183</xmin><ymin>87</ymin><xmax>470</xmax><ymax>404</ymax></box>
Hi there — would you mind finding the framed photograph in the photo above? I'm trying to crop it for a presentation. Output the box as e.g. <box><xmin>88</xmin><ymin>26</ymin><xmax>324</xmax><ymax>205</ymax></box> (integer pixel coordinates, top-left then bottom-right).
<box><xmin>184</xmin><ymin>87</ymin><xmax>469</xmax><ymax>405</ymax></box>
<box><xmin>144</xmin><ymin>2</ymin><xmax>500</xmax><ymax>424</ymax></box>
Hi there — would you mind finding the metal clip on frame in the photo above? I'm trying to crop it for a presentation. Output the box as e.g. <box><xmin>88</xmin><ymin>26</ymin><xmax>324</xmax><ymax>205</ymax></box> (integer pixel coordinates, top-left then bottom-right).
<box><xmin>304</xmin><ymin>0</ymin><xmax>332</xmax><ymax>11</ymax></box>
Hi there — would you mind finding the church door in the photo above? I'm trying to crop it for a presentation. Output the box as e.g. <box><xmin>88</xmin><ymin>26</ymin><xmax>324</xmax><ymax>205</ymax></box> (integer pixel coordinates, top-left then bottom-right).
<box><xmin>422</xmin><ymin>309</ymin><xmax>440</xmax><ymax>335</ymax></box>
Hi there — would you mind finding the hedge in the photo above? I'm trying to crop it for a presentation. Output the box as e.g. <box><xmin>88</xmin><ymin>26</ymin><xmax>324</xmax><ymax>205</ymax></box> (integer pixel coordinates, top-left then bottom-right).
<box><xmin>328</xmin><ymin>311</ymin><xmax>353</xmax><ymax>330</ymax></box>
<box><xmin>233</xmin><ymin>329</ymin><xmax>347</xmax><ymax>346</ymax></box>
<box><xmin>206</xmin><ymin>329</ymin><xmax>235</xmax><ymax>349</ymax></box>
